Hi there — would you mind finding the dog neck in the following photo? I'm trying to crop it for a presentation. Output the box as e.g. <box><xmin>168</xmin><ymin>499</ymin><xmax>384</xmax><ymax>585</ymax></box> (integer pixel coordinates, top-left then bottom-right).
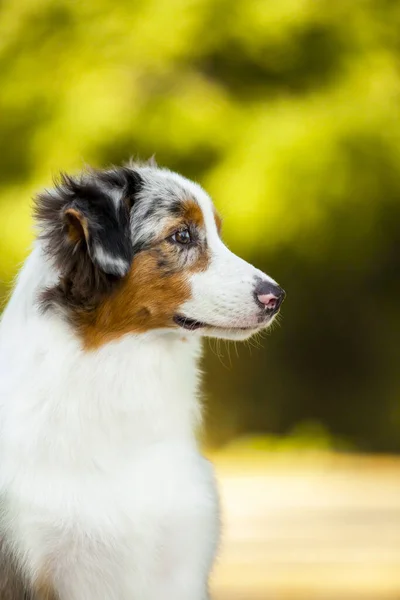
<box><xmin>0</xmin><ymin>246</ymin><xmax>203</xmax><ymax>471</ymax></box>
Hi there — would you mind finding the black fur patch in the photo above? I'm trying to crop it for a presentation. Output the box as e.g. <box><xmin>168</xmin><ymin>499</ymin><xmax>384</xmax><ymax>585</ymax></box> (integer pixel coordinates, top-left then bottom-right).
<box><xmin>96</xmin><ymin>167</ymin><xmax>143</xmax><ymax>208</ymax></box>
<box><xmin>34</xmin><ymin>167</ymin><xmax>143</xmax><ymax>316</ymax></box>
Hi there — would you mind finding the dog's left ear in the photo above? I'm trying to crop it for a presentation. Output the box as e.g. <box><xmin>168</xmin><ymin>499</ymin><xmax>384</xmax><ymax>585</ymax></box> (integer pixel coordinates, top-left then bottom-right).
<box><xmin>61</xmin><ymin>180</ymin><xmax>133</xmax><ymax>278</ymax></box>
<box><xmin>35</xmin><ymin>168</ymin><xmax>143</xmax><ymax>280</ymax></box>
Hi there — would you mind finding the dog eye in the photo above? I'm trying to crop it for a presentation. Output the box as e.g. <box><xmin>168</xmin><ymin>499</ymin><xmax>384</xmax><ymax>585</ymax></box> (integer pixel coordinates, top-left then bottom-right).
<box><xmin>171</xmin><ymin>229</ymin><xmax>191</xmax><ymax>245</ymax></box>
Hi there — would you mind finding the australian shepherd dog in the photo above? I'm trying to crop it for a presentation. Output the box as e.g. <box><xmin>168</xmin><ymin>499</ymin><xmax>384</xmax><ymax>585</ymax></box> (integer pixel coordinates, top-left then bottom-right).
<box><xmin>0</xmin><ymin>161</ymin><xmax>285</xmax><ymax>599</ymax></box>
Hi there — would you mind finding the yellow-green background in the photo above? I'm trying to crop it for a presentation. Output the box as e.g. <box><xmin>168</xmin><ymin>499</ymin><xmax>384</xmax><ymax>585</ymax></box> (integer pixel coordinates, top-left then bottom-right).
<box><xmin>2</xmin><ymin>2</ymin><xmax>400</xmax><ymax>598</ymax></box>
<box><xmin>1</xmin><ymin>0</ymin><xmax>400</xmax><ymax>452</ymax></box>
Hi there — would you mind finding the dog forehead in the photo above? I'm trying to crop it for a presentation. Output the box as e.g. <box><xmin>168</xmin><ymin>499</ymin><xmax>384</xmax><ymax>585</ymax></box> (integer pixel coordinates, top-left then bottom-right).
<box><xmin>132</xmin><ymin>167</ymin><xmax>215</xmax><ymax>227</ymax></box>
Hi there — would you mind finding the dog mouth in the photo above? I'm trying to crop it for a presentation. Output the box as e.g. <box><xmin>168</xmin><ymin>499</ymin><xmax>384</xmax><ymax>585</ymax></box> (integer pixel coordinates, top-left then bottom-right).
<box><xmin>173</xmin><ymin>314</ymin><xmax>264</xmax><ymax>332</ymax></box>
<box><xmin>173</xmin><ymin>315</ymin><xmax>207</xmax><ymax>331</ymax></box>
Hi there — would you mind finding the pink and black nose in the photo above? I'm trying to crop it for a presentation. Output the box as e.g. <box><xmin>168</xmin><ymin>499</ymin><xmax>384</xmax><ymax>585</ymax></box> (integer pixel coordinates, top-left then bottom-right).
<box><xmin>254</xmin><ymin>280</ymin><xmax>286</xmax><ymax>313</ymax></box>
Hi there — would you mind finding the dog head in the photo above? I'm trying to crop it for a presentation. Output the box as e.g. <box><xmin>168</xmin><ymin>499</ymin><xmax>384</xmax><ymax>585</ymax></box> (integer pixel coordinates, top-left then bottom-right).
<box><xmin>35</xmin><ymin>162</ymin><xmax>285</xmax><ymax>348</ymax></box>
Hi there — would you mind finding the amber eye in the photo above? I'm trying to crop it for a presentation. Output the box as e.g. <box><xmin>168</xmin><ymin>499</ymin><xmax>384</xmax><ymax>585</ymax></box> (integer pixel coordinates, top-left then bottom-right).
<box><xmin>171</xmin><ymin>228</ymin><xmax>192</xmax><ymax>245</ymax></box>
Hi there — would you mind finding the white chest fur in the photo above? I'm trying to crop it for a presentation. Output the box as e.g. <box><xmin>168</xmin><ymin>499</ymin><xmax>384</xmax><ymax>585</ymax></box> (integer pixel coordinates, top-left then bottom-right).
<box><xmin>0</xmin><ymin>249</ymin><xmax>220</xmax><ymax>600</ymax></box>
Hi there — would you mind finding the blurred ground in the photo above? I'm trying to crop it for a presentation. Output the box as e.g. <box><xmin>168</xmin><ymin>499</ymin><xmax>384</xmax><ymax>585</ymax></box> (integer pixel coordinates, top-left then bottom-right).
<box><xmin>211</xmin><ymin>452</ymin><xmax>400</xmax><ymax>600</ymax></box>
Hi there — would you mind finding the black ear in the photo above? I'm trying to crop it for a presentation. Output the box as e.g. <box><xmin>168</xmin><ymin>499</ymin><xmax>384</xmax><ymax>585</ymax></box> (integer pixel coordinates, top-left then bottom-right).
<box><xmin>35</xmin><ymin>168</ymin><xmax>143</xmax><ymax>284</ymax></box>
<box><xmin>61</xmin><ymin>176</ymin><xmax>134</xmax><ymax>277</ymax></box>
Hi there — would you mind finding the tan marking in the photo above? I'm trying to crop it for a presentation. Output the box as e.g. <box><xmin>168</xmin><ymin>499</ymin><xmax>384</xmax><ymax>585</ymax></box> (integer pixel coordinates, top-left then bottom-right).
<box><xmin>64</xmin><ymin>207</ymin><xmax>89</xmax><ymax>244</ymax></box>
<box><xmin>181</xmin><ymin>198</ymin><xmax>205</xmax><ymax>228</ymax></box>
<box><xmin>79</xmin><ymin>249</ymin><xmax>191</xmax><ymax>349</ymax></box>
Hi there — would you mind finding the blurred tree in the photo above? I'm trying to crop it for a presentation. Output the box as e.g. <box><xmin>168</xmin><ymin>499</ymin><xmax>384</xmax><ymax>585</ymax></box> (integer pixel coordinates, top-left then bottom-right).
<box><xmin>1</xmin><ymin>0</ymin><xmax>400</xmax><ymax>451</ymax></box>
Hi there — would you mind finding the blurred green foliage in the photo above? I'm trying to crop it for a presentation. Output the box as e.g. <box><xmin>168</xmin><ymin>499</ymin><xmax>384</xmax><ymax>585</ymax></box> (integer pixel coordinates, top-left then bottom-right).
<box><xmin>215</xmin><ymin>421</ymin><xmax>353</xmax><ymax>456</ymax></box>
<box><xmin>1</xmin><ymin>0</ymin><xmax>400</xmax><ymax>451</ymax></box>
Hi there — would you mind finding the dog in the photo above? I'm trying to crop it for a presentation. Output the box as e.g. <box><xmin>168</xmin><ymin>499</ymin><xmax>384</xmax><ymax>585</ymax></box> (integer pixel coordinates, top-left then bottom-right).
<box><xmin>0</xmin><ymin>161</ymin><xmax>285</xmax><ymax>599</ymax></box>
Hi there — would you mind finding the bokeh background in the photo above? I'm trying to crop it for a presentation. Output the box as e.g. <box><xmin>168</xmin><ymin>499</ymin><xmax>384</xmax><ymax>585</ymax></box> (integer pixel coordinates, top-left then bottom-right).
<box><xmin>1</xmin><ymin>0</ymin><xmax>400</xmax><ymax>598</ymax></box>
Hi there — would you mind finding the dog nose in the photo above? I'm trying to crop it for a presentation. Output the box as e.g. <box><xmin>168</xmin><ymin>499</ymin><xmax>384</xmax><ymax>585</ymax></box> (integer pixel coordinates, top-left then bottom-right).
<box><xmin>254</xmin><ymin>280</ymin><xmax>286</xmax><ymax>312</ymax></box>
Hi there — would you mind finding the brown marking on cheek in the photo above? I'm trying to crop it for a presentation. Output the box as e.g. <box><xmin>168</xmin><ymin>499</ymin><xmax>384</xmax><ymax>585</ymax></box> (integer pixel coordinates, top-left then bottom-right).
<box><xmin>79</xmin><ymin>249</ymin><xmax>192</xmax><ymax>349</ymax></box>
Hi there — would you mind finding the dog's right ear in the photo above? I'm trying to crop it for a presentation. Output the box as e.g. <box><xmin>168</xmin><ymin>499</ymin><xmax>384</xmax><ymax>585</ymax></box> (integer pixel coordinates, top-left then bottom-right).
<box><xmin>34</xmin><ymin>168</ymin><xmax>143</xmax><ymax>305</ymax></box>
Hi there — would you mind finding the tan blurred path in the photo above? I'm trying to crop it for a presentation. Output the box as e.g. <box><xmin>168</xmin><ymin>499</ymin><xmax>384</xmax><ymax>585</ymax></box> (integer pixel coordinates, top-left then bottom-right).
<box><xmin>211</xmin><ymin>453</ymin><xmax>400</xmax><ymax>600</ymax></box>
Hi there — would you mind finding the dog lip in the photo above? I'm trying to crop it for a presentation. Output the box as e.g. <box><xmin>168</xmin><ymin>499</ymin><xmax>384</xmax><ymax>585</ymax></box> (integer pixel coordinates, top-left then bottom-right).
<box><xmin>173</xmin><ymin>315</ymin><xmax>206</xmax><ymax>331</ymax></box>
<box><xmin>173</xmin><ymin>314</ymin><xmax>267</xmax><ymax>332</ymax></box>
